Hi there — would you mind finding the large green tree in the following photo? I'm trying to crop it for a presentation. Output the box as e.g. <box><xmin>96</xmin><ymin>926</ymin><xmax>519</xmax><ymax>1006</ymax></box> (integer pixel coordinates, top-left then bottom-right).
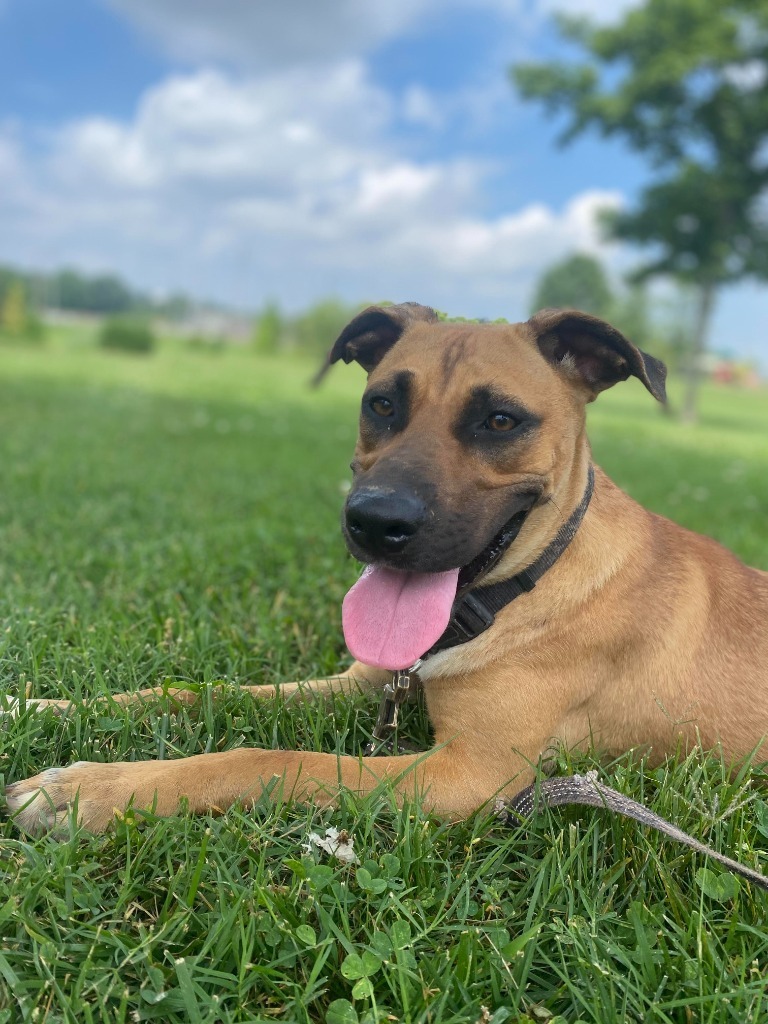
<box><xmin>512</xmin><ymin>0</ymin><xmax>768</xmax><ymax>421</ymax></box>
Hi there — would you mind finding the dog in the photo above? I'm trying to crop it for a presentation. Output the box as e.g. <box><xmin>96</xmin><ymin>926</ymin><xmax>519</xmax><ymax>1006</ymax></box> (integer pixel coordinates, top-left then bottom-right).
<box><xmin>7</xmin><ymin>303</ymin><xmax>768</xmax><ymax>835</ymax></box>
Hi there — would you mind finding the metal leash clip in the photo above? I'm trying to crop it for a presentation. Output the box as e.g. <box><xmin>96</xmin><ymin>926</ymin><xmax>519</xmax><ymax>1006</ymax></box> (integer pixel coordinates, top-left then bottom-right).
<box><xmin>363</xmin><ymin>660</ymin><xmax>422</xmax><ymax>757</ymax></box>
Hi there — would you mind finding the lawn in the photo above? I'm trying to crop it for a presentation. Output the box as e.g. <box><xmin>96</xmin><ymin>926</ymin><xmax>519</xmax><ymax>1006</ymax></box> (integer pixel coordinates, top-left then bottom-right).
<box><xmin>1</xmin><ymin>329</ymin><xmax>767</xmax><ymax>1024</ymax></box>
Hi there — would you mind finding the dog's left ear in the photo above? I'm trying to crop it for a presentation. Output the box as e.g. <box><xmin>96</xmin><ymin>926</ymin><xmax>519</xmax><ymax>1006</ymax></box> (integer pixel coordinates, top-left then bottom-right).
<box><xmin>315</xmin><ymin>303</ymin><xmax>438</xmax><ymax>383</ymax></box>
<box><xmin>528</xmin><ymin>308</ymin><xmax>667</xmax><ymax>404</ymax></box>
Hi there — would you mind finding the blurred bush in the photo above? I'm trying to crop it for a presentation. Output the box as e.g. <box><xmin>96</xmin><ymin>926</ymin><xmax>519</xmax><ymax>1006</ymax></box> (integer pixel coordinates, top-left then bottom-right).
<box><xmin>99</xmin><ymin>316</ymin><xmax>156</xmax><ymax>355</ymax></box>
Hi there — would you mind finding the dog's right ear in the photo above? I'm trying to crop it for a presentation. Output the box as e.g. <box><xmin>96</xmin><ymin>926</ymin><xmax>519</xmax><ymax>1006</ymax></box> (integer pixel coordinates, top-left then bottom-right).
<box><xmin>314</xmin><ymin>303</ymin><xmax>438</xmax><ymax>383</ymax></box>
<box><xmin>527</xmin><ymin>307</ymin><xmax>667</xmax><ymax>404</ymax></box>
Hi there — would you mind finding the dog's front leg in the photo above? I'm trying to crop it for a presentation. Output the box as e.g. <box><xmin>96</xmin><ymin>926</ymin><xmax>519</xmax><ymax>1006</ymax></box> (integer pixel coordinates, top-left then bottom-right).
<box><xmin>240</xmin><ymin>661</ymin><xmax>391</xmax><ymax>702</ymax></box>
<box><xmin>2</xmin><ymin>662</ymin><xmax>389</xmax><ymax>717</ymax></box>
<box><xmin>6</xmin><ymin>742</ymin><xmax>515</xmax><ymax>835</ymax></box>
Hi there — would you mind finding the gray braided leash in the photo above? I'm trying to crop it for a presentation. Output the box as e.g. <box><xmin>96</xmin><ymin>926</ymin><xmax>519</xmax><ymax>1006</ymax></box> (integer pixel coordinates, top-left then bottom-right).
<box><xmin>500</xmin><ymin>771</ymin><xmax>768</xmax><ymax>891</ymax></box>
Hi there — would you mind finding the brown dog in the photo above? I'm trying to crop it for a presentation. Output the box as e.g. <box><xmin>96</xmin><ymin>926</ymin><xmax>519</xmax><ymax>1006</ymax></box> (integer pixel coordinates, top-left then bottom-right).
<box><xmin>7</xmin><ymin>304</ymin><xmax>768</xmax><ymax>834</ymax></box>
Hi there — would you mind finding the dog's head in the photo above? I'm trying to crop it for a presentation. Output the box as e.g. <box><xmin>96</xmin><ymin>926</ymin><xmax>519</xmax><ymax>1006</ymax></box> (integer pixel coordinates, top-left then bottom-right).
<box><xmin>328</xmin><ymin>302</ymin><xmax>666</xmax><ymax>576</ymax></box>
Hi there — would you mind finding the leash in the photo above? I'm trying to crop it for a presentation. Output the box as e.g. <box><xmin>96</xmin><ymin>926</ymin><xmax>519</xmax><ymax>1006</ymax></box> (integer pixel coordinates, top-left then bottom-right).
<box><xmin>363</xmin><ymin>664</ymin><xmax>423</xmax><ymax>756</ymax></box>
<box><xmin>500</xmin><ymin>771</ymin><xmax>768</xmax><ymax>890</ymax></box>
<box><xmin>362</xmin><ymin>465</ymin><xmax>768</xmax><ymax>889</ymax></box>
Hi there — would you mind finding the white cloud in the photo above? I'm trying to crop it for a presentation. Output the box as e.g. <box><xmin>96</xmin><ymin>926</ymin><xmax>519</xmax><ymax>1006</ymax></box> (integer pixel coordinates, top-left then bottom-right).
<box><xmin>348</xmin><ymin>189</ymin><xmax>623</xmax><ymax>313</ymax></box>
<box><xmin>0</xmin><ymin>127</ymin><xmax>21</xmax><ymax>180</ymax></box>
<box><xmin>54</xmin><ymin>63</ymin><xmax>391</xmax><ymax>193</ymax></box>
<box><xmin>0</xmin><ymin>65</ymin><xmax>622</xmax><ymax>318</ymax></box>
<box><xmin>104</xmin><ymin>0</ymin><xmax>436</xmax><ymax>68</ymax></box>
<box><xmin>103</xmin><ymin>0</ymin><xmax>640</xmax><ymax>68</ymax></box>
<box><xmin>402</xmin><ymin>86</ymin><xmax>445</xmax><ymax>129</ymax></box>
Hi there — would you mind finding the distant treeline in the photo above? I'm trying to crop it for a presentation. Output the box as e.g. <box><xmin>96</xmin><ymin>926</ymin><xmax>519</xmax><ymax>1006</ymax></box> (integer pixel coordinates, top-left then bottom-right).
<box><xmin>0</xmin><ymin>265</ymin><xmax>192</xmax><ymax>318</ymax></box>
<box><xmin>4</xmin><ymin>257</ymin><xmax>754</xmax><ymax>378</ymax></box>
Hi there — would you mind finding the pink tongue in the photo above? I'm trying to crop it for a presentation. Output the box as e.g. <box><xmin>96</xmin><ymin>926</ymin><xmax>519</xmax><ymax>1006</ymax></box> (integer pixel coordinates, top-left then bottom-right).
<box><xmin>342</xmin><ymin>565</ymin><xmax>460</xmax><ymax>670</ymax></box>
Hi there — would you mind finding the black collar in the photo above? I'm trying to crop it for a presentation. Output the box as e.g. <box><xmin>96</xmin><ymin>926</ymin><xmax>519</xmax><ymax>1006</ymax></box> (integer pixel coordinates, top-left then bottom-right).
<box><xmin>425</xmin><ymin>465</ymin><xmax>595</xmax><ymax>659</ymax></box>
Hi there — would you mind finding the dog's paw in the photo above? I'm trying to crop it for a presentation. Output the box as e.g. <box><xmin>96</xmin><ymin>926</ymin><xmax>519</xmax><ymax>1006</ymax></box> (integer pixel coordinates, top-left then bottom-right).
<box><xmin>6</xmin><ymin>762</ymin><xmax>92</xmax><ymax>834</ymax></box>
<box><xmin>6</xmin><ymin>760</ymin><xmax>167</xmax><ymax>835</ymax></box>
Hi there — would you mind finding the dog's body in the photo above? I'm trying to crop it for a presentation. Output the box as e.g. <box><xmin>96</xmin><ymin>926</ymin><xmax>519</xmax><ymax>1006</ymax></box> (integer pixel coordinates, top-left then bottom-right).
<box><xmin>7</xmin><ymin>305</ymin><xmax>768</xmax><ymax>833</ymax></box>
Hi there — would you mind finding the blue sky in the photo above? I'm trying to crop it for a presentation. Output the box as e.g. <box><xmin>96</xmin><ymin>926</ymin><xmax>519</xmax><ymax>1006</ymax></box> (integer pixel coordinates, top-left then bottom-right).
<box><xmin>1</xmin><ymin>0</ymin><xmax>767</xmax><ymax>365</ymax></box>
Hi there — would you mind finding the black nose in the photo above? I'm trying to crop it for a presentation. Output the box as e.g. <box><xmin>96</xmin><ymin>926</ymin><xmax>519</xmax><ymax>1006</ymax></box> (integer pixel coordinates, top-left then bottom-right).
<box><xmin>345</xmin><ymin>490</ymin><xmax>427</xmax><ymax>556</ymax></box>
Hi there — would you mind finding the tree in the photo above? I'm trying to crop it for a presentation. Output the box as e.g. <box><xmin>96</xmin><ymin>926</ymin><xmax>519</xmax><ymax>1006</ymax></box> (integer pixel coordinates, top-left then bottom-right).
<box><xmin>1</xmin><ymin>280</ymin><xmax>27</xmax><ymax>335</ymax></box>
<box><xmin>292</xmin><ymin>298</ymin><xmax>359</xmax><ymax>355</ymax></box>
<box><xmin>511</xmin><ymin>0</ymin><xmax>768</xmax><ymax>422</ymax></box>
<box><xmin>87</xmin><ymin>274</ymin><xmax>136</xmax><ymax>314</ymax></box>
<box><xmin>530</xmin><ymin>253</ymin><xmax>678</xmax><ymax>366</ymax></box>
<box><xmin>530</xmin><ymin>253</ymin><xmax>614</xmax><ymax>318</ymax></box>
<box><xmin>253</xmin><ymin>301</ymin><xmax>283</xmax><ymax>353</ymax></box>
<box><xmin>55</xmin><ymin>269</ymin><xmax>88</xmax><ymax>311</ymax></box>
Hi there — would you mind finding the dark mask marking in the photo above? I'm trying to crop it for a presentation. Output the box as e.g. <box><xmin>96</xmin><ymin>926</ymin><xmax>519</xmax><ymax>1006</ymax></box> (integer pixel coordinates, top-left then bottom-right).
<box><xmin>440</xmin><ymin>331</ymin><xmax>469</xmax><ymax>387</ymax></box>
<box><xmin>453</xmin><ymin>385</ymin><xmax>541</xmax><ymax>445</ymax></box>
<box><xmin>360</xmin><ymin>370</ymin><xmax>415</xmax><ymax>440</ymax></box>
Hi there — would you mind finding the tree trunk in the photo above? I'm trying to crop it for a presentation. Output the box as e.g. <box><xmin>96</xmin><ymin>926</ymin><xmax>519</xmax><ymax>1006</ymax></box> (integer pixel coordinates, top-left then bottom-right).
<box><xmin>681</xmin><ymin>282</ymin><xmax>716</xmax><ymax>425</ymax></box>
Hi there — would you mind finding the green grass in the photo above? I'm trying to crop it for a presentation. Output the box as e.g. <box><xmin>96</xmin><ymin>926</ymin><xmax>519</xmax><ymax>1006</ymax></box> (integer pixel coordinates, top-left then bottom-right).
<box><xmin>1</xmin><ymin>330</ymin><xmax>767</xmax><ymax>1024</ymax></box>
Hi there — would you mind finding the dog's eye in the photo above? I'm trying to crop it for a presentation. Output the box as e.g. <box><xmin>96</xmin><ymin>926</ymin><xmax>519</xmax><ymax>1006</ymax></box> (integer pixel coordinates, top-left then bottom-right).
<box><xmin>369</xmin><ymin>396</ymin><xmax>394</xmax><ymax>417</ymax></box>
<box><xmin>485</xmin><ymin>412</ymin><xmax>518</xmax><ymax>432</ymax></box>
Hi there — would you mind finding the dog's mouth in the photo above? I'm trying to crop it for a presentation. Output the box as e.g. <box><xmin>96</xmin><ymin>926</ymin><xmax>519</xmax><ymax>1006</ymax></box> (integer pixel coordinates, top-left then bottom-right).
<box><xmin>455</xmin><ymin>492</ymin><xmax>538</xmax><ymax>595</ymax></box>
<box><xmin>342</xmin><ymin>493</ymin><xmax>539</xmax><ymax>671</ymax></box>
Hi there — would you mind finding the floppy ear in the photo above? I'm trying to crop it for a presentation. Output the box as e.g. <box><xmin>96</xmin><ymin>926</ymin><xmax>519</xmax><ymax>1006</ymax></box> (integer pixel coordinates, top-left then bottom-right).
<box><xmin>527</xmin><ymin>308</ymin><xmax>667</xmax><ymax>403</ymax></box>
<box><xmin>315</xmin><ymin>303</ymin><xmax>438</xmax><ymax>383</ymax></box>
